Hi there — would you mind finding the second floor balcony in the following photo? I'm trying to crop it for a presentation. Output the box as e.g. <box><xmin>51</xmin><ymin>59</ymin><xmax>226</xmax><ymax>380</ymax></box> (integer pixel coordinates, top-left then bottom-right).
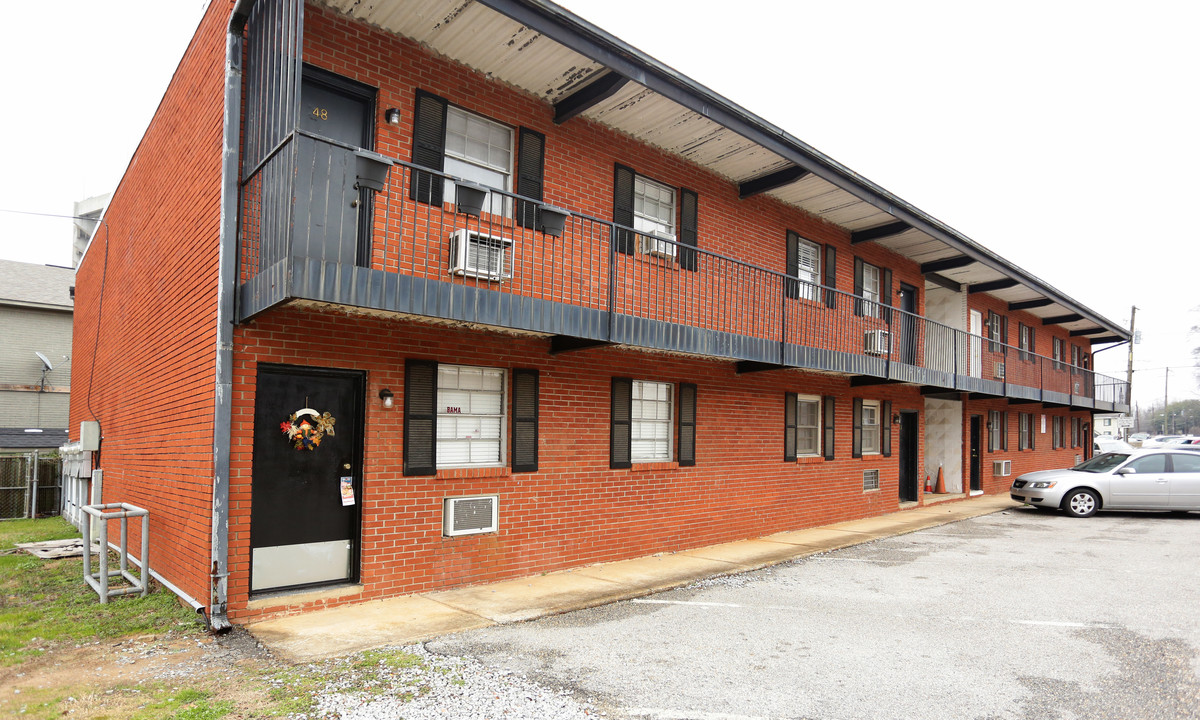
<box><xmin>236</xmin><ymin>131</ymin><xmax>1129</xmax><ymax>413</ymax></box>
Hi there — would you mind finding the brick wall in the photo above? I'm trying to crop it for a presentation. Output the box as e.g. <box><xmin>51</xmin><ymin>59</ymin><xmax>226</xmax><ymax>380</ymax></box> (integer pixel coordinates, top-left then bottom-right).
<box><xmin>227</xmin><ymin>305</ymin><xmax>926</xmax><ymax>620</ymax></box>
<box><xmin>67</xmin><ymin>0</ymin><xmax>232</xmax><ymax>604</ymax></box>
<box><xmin>963</xmin><ymin>397</ymin><xmax>1091</xmax><ymax>495</ymax></box>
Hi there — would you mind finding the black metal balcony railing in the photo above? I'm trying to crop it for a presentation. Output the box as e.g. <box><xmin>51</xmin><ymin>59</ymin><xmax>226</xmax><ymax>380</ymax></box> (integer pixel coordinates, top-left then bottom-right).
<box><xmin>237</xmin><ymin>132</ymin><xmax>1129</xmax><ymax>412</ymax></box>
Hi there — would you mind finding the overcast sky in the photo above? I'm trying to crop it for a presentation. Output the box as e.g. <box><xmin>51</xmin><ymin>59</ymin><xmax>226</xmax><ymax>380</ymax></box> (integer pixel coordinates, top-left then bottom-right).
<box><xmin>1</xmin><ymin>0</ymin><xmax>1196</xmax><ymax>410</ymax></box>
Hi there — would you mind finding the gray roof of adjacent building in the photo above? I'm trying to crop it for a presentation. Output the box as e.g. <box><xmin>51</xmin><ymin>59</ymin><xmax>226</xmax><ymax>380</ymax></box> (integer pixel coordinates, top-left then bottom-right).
<box><xmin>0</xmin><ymin>427</ymin><xmax>69</xmax><ymax>450</ymax></box>
<box><xmin>0</xmin><ymin>259</ymin><xmax>75</xmax><ymax>311</ymax></box>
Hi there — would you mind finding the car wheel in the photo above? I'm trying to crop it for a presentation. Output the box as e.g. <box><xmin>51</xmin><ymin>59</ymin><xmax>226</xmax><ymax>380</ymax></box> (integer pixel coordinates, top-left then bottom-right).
<box><xmin>1062</xmin><ymin>489</ymin><xmax>1099</xmax><ymax>518</ymax></box>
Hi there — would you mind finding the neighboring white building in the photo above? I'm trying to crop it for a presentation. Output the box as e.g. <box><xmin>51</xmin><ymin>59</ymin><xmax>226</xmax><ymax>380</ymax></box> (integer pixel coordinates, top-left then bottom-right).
<box><xmin>71</xmin><ymin>193</ymin><xmax>110</xmax><ymax>269</ymax></box>
<box><xmin>1094</xmin><ymin>412</ymin><xmax>1133</xmax><ymax>438</ymax></box>
<box><xmin>0</xmin><ymin>259</ymin><xmax>74</xmax><ymax>450</ymax></box>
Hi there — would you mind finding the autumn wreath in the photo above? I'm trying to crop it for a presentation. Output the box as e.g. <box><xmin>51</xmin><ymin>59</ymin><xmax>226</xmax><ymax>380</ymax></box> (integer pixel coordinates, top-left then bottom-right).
<box><xmin>281</xmin><ymin>410</ymin><xmax>336</xmax><ymax>450</ymax></box>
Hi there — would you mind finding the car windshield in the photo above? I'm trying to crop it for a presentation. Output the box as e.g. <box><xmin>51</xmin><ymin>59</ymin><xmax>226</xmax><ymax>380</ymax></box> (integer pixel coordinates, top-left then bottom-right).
<box><xmin>1072</xmin><ymin>453</ymin><xmax>1130</xmax><ymax>473</ymax></box>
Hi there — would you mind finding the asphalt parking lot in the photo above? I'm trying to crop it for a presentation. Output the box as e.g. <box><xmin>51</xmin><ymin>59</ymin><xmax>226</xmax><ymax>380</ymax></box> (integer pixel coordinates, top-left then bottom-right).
<box><xmin>430</xmin><ymin>508</ymin><xmax>1200</xmax><ymax>720</ymax></box>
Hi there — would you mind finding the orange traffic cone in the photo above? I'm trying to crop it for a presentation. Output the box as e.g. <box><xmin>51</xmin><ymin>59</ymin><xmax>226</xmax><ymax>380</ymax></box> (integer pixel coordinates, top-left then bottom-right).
<box><xmin>924</xmin><ymin>475</ymin><xmax>933</xmax><ymax>493</ymax></box>
<box><xmin>934</xmin><ymin>466</ymin><xmax>946</xmax><ymax>494</ymax></box>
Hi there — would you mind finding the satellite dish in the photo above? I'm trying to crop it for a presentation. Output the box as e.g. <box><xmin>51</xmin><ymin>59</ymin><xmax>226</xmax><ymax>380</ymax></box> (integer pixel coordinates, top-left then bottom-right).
<box><xmin>35</xmin><ymin>351</ymin><xmax>53</xmax><ymax>372</ymax></box>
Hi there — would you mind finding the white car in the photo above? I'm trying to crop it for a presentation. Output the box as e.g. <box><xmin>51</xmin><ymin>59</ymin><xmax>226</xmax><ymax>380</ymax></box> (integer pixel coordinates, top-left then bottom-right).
<box><xmin>1010</xmin><ymin>448</ymin><xmax>1200</xmax><ymax>517</ymax></box>
<box><xmin>1094</xmin><ymin>437</ymin><xmax>1134</xmax><ymax>454</ymax></box>
<box><xmin>1140</xmin><ymin>435</ymin><xmax>1183</xmax><ymax>448</ymax></box>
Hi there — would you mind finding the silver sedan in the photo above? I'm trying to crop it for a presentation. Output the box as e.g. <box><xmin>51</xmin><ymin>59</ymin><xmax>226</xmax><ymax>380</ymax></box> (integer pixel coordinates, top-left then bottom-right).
<box><xmin>1010</xmin><ymin>448</ymin><xmax>1200</xmax><ymax>517</ymax></box>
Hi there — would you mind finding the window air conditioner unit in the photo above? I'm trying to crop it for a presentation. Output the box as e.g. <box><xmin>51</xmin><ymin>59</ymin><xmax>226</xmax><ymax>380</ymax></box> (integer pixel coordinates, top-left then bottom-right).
<box><xmin>994</xmin><ymin>362</ymin><xmax>1006</xmax><ymax>380</ymax></box>
<box><xmin>1073</xmin><ymin>381</ymin><xmax>1081</xmax><ymax>393</ymax></box>
<box><xmin>443</xmin><ymin>495</ymin><xmax>499</xmax><ymax>537</ymax></box>
<box><xmin>640</xmin><ymin>230</ymin><xmax>676</xmax><ymax>259</ymax></box>
<box><xmin>449</xmin><ymin>229</ymin><xmax>512</xmax><ymax>280</ymax></box>
<box><xmin>864</xmin><ymin>329</ymin><xmax>891</xmax><ymax>355</ymax></box>
<box><xmin>993</xmin><ymin>459</ymin><xmax>1011</xmax><ymax>477</ymax></box>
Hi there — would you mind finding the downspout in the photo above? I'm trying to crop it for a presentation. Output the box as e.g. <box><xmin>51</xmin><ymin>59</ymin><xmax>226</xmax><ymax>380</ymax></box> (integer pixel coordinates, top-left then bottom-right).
<box><xmin>210</xmin><ymin>0</ymin><xmax>258</xmax><ymax>632</ymax></box>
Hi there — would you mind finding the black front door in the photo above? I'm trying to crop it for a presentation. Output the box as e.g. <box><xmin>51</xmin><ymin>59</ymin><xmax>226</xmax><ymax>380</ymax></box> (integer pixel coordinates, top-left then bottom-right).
<box><xmin>969</xmin><ymin>415</ymin><xmax>982</xmax><ymax>492</ymax></box>
<box><xmin>297</xmin><ymin>65</ymin><xmax>376</xmax><ymax>267</ymax></box>
<box><xmin>250</xmin><ymin>364</ymin><xmax>365</xmax><ymax>593</ymax></box>
<box><xmin>898</xmin><ymin>283</ymin><xmax>918</xmax><ymax>365</ymax></box>
<box><xmin>898</xmin><ymin>410</ymin><xmax>919</xmax><ymax>502</ymax></box>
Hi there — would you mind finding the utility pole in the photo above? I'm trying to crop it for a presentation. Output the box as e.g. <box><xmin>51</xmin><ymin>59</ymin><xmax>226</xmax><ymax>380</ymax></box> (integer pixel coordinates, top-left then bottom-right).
<box><xmin>1126</xmin><ymin>305</ymin><xmax>1136</xmax><ymax>405</ymax></box>
<box><xmin>1164</xmin><ymin>367</ymin><xmax>1170</xmax><ymax>434</ymax></box>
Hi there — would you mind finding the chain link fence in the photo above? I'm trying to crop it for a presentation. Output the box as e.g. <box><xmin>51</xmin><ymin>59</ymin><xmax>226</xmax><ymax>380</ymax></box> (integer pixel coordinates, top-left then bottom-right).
<box><xmin>0</xmin><ymin>451</ymin><xmax>62</xmax><ymax>520</ymax></box>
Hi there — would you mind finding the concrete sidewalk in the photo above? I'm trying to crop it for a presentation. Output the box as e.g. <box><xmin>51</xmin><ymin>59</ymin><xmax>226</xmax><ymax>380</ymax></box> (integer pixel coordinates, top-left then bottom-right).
<box><xmin>247</xmin><ymin>494</ymin><xmax>1019</xmax><ymax>662</ymax></box>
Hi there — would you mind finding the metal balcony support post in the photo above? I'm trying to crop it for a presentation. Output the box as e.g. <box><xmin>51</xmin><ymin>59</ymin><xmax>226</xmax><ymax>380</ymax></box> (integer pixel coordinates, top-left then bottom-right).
<box><xmin>952</xmin><ymin>330</ymin><xmax>959</xmax><ymax>389</ymax></box>
<box><xmin>606</xmin><ymin>225</ymin><xmax>617</xmax><ymax>342</ymax></box>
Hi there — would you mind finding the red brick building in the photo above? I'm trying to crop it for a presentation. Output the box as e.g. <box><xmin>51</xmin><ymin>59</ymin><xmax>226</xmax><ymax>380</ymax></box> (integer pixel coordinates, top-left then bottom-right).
<box><xmin>68</xmin><ymin>0</ymin><xmax>1129</xmax><ymax>629</ymax></box>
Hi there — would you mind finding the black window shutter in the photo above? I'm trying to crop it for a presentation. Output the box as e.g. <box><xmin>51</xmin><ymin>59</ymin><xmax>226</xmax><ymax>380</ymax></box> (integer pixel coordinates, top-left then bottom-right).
<box><xmin>987</xmin><ymin>311</ymin><xmax>998</xmax><ymax>352</ymax></box>
<box><xmin>824</xmin><ymin>245</ymin><xmax>837</xmax><ymax>309</ymax></box>
<box><xmin>515</xmin><ymin>127</ymin><xmax>546</xmax><ymax>229</ymax></box>
<box><xmin>409</xmin><ymin>90</ymin><xmax>448</xmax><ymax>206</ymax></box>
<box><xmin>784</xmin><ymin>392</ymin><xmax>798</xmax><ymax>461</ymax></box>
<box><xmin>785</xmin><ymin>231</ymin><xmax>800</xmax><ymax>300</ymax></box>
<box><xmin>678</xmin><ymin>383</ymin><xmax>697</xmax><ymax>466</ymax></box>
<box><xmin>610</xmin><ymin>377</ymin><xmax>632</xmax><ymax>469</ymax></box>
<box><xmin>852</xmin><ymin>397</ymin><xmax>863</xmax><ymax>458</ymax></box>
<box><xmin>511</xmin><ymin>368</ymin><xmax>539</xmax><ymax>473</ymax></box>
<box><xmin>1029</xmin><ymin>328</ymin><xmax>1036</xmax><ymax>360</ymax></box>
<box><xmin>403</xmin><ymin>359</ymin><xmax>438</xmax><ymax>476</ymax></box>
<box><xmin>853</xmin><ymin>257</ymin><xmax>864</xmax><ymax>317</ymax></box>
<box><xmin>822</xmin><ymin>396</ymin><xmax>836</xmax><ymax>460</ymax></box>
<box><xmin>881</xmin><ymin>268</ymin><xmax>893</xmax><ymax>323</ymax></box>
<box><xmin>678</xmin><ymin>189</ymin><xmax>699</xmax><ymax>271</ymax></box>
<box><xmin>1000</xmin><ymin>316</ymin><xmax>1009</xmax><ymax>354</ymax></box>
<box><xmin>881</xmin><ymin>401</ymin><xmax>892</xmax><ymax>458</ymax></box>
<box><xmin>1002</xmin><ymin>412</ymin><xmax>1009</xmax><ymax>451</ymax></box>
<box><xmin>612</xmin><ymin>164</ymin><xmax>636</xmax><ymax>255</ymax></box>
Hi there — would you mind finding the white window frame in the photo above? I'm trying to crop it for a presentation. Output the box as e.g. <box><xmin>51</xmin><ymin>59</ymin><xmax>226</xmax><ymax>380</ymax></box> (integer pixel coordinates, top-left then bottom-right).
<box><xmin>436</xmin><ymin>364</ymin><xmax>506</xmax><ymax>469</ymax></box>
<box><xmin>861</xmin><ymin>399</ymin><xmax>881</xmax><ymax>455</ymax></box>
<box><xmin>631</xmin><ymin>380</ymin><xmax>673</xmax><ymax>463</ymax></box>
<box><xmin>633</xmin><ymin>175</ymin><xmax>676</xmax><ymax>242</ymax></box>
<box><xmin>796</xmin><ymin>238</ymin><xmax>821</xmax><ymax>302</ymax></box>
<box><xmin>796</xmin><ymin>395</ymin><xmax>822</xmax><ymax>457</ymax></box>
<box><xmin>443</xmin><ymin>105</ymin><xmax>514</xmax><ymax>217</ymax></box>
<box><xmin>861</xmin><ymin>262</ymin><xmax>881</xmax><ymax>317</ymax></box>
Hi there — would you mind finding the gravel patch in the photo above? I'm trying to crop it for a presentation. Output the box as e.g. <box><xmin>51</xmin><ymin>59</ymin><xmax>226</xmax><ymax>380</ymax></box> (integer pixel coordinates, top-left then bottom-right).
<box><xmin>315</xmin><ymin>644</ymin><xmax>605</xmax><ymax>720</ymax></box>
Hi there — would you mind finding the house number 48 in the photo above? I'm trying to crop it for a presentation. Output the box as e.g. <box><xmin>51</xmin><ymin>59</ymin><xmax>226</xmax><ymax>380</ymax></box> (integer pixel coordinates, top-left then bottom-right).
<box><xmin>311</xmin><ymin>107</ymin><xmax>328</xmax><ymax>120</ymax></box>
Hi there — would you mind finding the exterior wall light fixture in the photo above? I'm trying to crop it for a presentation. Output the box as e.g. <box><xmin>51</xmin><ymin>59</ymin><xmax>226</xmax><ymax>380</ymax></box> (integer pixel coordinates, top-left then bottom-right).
<box><xmin>384</xmin><ymin>108</ymin><xmax>401</xmax><ymax>125</ymax></box>
<box><xmin>378</xmin><ymin>388</ymin><xmax>394</xmax><ymax>408</ymax></box>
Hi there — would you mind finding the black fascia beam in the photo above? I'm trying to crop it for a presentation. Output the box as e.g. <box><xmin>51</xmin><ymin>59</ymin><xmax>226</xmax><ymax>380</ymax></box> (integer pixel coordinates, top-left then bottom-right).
<box><xmin>554</xmin><ymin>72</ymin><xmax>629</xmax><ymax>124</ymax></box>
<box><xmin>1069</xmin><ymin>328</ymin><xmax>1106</xmax><ymax>337</ymax></box>
<box><xmin>920</xmin><ymin>256</ymin><xmax>976</xmax><ymax>274</ymax></box>
<box><xmin>1008</xmin><ymin>298</ymin><xmax>1054</xmax><ymax>311</ymax></box>
<box><xmin>549</xmin><ymin>336</ymin><xmax>612</xmax><ymax>355</ymax></box>
<box><xmin>850</xmin><ymin>376</ymin><xmax>904</xmax><ymax>387</ymax></box>
<box><xmin>924</xmin><ymin>273</ymin><xmax>961</xmax><ymax>292</ymax></box>
<box><xmin>472</xmin><ymin>0</ymin><xmax>1133</xmax><ymax>343</ymax></box>
<box><xmin>1042</xmin><ymin>314</ymin><xmax>1085</xmax><ymax>326</ymax></box>
<box><xmin>1006</xmin><ymin>398</ymin><xmax>1041</xmax><ymax>405</ymax></box>
<box><xmin>738</xmin><ymin>166</ymin><xmax>811</xmax><ymax>199</ymax></box>
<box><xmin>851</xmin><ymin>221</ymin><xmax>911</xmax><ymax>245</ymax></box>
<box><xmin>967</xmin><ymin>391</ymin><xmax>1004</xmax><ymax>400</ymax></box>
<box><xmin>920</xmin><ymin>388</ymin><xmax>965</xmax><ymax>399</ymax></box>
<box><xmin>736</xmin><ymin>361</ymin><xmax>789</xmax><ymax>374</ymax></box>
<box><xmin>968</xmin><ymin>278</ymin><xmax>1020</xmax><ymax>294</ymax></box>
<box><xmin>1087</xmin><ymin>335</ymin><xmax>1124</xmax><ymax>344</ymax></box>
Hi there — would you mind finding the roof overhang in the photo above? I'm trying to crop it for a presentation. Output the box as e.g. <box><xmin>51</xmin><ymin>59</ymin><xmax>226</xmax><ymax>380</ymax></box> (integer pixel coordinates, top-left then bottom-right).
<box><xmin>313</xmin><ymin>0</ymin><xmax>1129</xmax><ymax>343</ymax></box>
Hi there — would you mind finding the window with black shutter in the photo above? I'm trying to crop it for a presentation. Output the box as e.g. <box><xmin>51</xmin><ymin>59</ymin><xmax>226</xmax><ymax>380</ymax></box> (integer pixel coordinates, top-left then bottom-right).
<box><xmin>511</xmin><ymin>369</ymin><xmax>539</xmax><ymax>472</ymax></box>
<box><xmin>823</xmin><ymin>396</ymin><xmax>836</xmax><ymax>460</ymax></box>
<box><xmin>610</xmin><ymin>377</ymin><xmax>632</xmax><ymax>468</ymax></box>
<box><xmin>824</xmin><ymin>245</ymin><xmax>837</xmax><ymax>308</ymax></box>
<box><xmin>881</xmin><ymin>269</ymin><xmax>893</xmax><ymax>324</ymax></box>
<box><xmin>881</xmin><ymin>401</ymin><xmax>892</xmax><ymax>457</ymax></box>
<box><xmin>612</xmin><ymin>165</ymin><xmax>636</xmax><ymax>255</ymax></box>
<box><xmin>852</xmin><ymin>397</ymin><xmax>864</xmax><ymax>458</ymax></box>
<box><xmin>678</xmin><ymin>383</ymin><xmax>696</xmax><ymax>466</ymax></box>
<box><xmin>515</xmin><ymin>128</ymin><xmax>545</xmax><ymax>229</ymax></box>
<box><xmin>784</xmin><ymin>392</ymin><xmax>798</xmax><ymax>461</ymax></box>
<box><xmin>409</xmin><ymin>91</ymin><xmax>448</xmax><ymax>206</ymax></box>
<box><xmin>403</xmin><ymin>359</ymin><xmax>438</xmax><ymax>476</ymax></box>
<box><xmin>678</xmin><ymin>189</ymin><xmax>699</xmax><ymax>271</ymax></box>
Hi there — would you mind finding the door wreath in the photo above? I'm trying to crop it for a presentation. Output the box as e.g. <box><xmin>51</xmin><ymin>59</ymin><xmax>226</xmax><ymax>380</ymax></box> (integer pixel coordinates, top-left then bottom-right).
<box><xmin>281</xmin><ymin>408</ymin><xmax>336</xmax><ymax>450</ymax></box>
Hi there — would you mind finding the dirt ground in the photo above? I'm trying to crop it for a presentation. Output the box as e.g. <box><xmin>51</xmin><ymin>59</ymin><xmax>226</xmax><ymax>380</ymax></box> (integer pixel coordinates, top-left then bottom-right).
<box><xmin>0</xmin><ymin>627</ymin><xmax>282</xmax><ymax>718</ymax></box>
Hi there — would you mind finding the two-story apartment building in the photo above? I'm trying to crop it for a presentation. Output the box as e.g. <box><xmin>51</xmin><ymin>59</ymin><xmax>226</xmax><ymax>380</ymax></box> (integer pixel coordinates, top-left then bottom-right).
<box><xmin>67</xmin><ymin>0</ymin><xmax>1129</xmax><ymax>630</ymax></box>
